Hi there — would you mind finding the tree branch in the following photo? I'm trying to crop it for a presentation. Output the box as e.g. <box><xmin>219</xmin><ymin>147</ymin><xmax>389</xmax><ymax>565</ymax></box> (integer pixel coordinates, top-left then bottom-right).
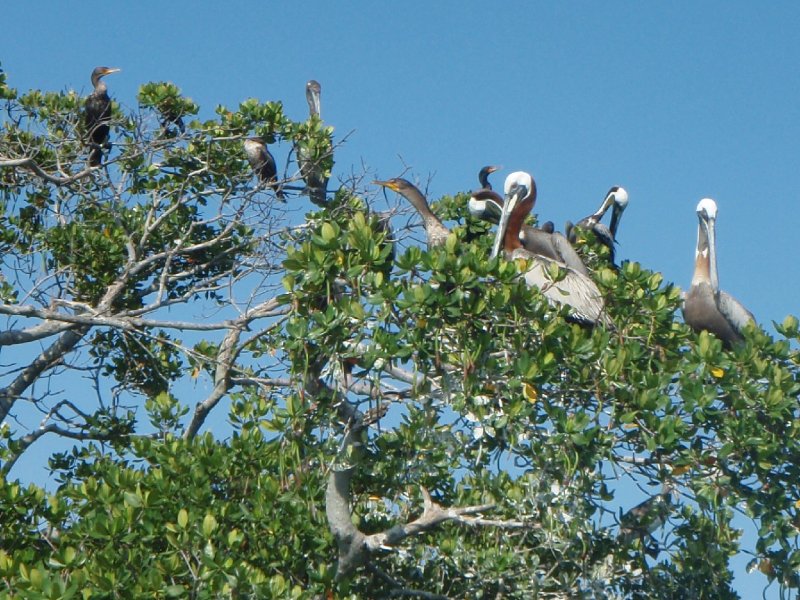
<box><xmin>0</xmin><ymin>156</ymin><xmax>99</xmax><ymax>185</ymax></box>
<box><xmin>0</xmin><ymin>326</ymin><xmax>88</xmax><ymax>423</ymax></box>
<box><xmin>317</xmin><ymin>378</ymin><xmax>508</xmax><ymax>580</ymax></box>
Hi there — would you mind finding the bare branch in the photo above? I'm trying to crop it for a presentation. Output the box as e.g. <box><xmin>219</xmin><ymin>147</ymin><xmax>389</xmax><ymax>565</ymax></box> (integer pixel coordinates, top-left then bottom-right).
<box><xmin>0</xmin><ymin>156</ymin><xmax>99</xmax><ymax>185</ymax></box>
<box><xmin>0</xmin><ymin>326</ymin><xmax>88</xmax><ymax>423</ymax></box>
<box><xmin>183</xmin><ymin>325</ymin><xmax>242</xmax><ymax>440</ymax></box>
<box><xmin>364</xmin><ymin>488</ymin><xmax>496</xmax><ymax>552</ymax></box>
<box><xmin>318</xmin><ymin>378</ymin><xmax>511</xmax><ymax>579</ymax></box>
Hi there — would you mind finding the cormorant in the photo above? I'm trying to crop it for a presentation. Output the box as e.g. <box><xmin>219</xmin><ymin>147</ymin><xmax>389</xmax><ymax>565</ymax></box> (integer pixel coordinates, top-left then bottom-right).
<box><xmin>244</xmin><ymin>137</ymin><xmax>284</xmax><ymax>200</ymax></box>
<box><xmin>84</xmin><ymin>66</ymin><xmax>120</xmax><ymax>167</ymax></box>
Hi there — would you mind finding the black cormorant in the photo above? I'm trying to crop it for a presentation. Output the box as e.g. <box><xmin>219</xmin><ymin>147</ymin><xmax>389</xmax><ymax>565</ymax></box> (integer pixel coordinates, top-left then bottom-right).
<box><xmin>84</xmin><ymin>66</ymin><xmax>120</xmax><ymax>167</ymax></box>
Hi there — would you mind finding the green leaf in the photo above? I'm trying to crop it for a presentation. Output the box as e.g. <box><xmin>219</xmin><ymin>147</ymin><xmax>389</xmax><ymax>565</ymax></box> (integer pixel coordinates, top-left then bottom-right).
<box><xmin>202</xmin><ymin>513</ymin><xmax>218</xmax><ymax>537</ymax></box>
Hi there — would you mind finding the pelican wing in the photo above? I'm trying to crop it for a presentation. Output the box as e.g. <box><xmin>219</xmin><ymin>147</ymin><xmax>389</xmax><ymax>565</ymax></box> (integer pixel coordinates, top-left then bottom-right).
<box><xmin>717</xmin><ymin>290</ymin><xmax>755</xmax><ymax>334</ymax></box>
<box><xmin>513</xmin><ymin>249</ymin><xmax>609</xmax><ymax>326</ymax></box>
<box><xmin>549</xmin><ymin>232</ymin><xmax>592</xmax><ymax>276</ymax></box>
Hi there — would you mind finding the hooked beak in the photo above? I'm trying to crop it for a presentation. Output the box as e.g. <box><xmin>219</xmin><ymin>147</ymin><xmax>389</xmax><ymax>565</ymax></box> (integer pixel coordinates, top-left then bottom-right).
<box><xmin>491</xmin><ymin>183</ymin><xmax>526</xmax><ymax>259</ymax></box>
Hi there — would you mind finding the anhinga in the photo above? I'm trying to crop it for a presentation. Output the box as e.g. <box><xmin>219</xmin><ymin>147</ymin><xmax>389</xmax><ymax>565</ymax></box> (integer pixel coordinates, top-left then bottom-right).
<box><xmin>244</xmin><ymin>137</ymin><xmax>284</xmax><ymax>199</ymax></box>
<box><xmin>491</xmin><ymin>171</ymin><xmax>610</xmax><ymax>326</ymax></box>
<box><xmin>683</xmin><ymin>198</ymin><xmax>755</xmax><ymax>347</ymax></box>
<box><xmin>566</xmin><ymin>186</ymin><xmax>629</xmax><ymax>265</ymax></box>
<box><xmin>373</xmin><ymin>178</ymin><xmax>449</xmax><ymax>249</ymax></box>
<box><xmin>84</xmin><ymin>66</ymin><xmax>120</xmax><ymax>167</ymax></box>
<box><xmin>298</xmin><ymin>79</ymin><xmax>329</xmax><ymax>206</ymax></box>
<box><xmin>469</xmin><ymin>188</ymin><xmax>591</xmax><ymax>276</ymax></box>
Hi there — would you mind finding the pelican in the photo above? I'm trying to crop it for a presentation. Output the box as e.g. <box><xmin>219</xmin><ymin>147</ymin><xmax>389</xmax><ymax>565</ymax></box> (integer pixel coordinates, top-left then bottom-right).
<box><xmin>469</xmin><ymin>188</ymin><xmax>591</xmax><ymax>277</ymax></box>
<box><xmin>373</xmin><ymin>178</ymin><xmax>449</xmax><ymax>249</ymax></box>
<box><xmin>492</xmin><ymin>172</ymin><xmax>610</xmax><ymax>326</ymax></box>
<box><xmin>243</xmin><ymin>137</ymin><xmax>284</xmax><ymax>199</ymax></box>
<box><xmin>306</xmin><ymin>79</ymin><xmax>321</xmax><ymax>118</ymax></box>
<box><xmin>298</xmin><ymin>79</ymin><xmax>329</xmax><ymax>206</ymax></box>
<box><xmin>478</xmin><ymin>165</ymin><xmax>501</xmax><ymax>190</ymax></box>
<box><xmin>84</xmin><ymin>66</ymin><xmax>120</xmax><ymax>167</ymax></box>
<box><xmin>683</xmin><ymin>198</ymin><xmax>754</xmax><ymax>347</ymax></box>
<box><xmin>566</xmin><ymin>186</ymin><xmax>629</xmax><ymax>265</ymax></box>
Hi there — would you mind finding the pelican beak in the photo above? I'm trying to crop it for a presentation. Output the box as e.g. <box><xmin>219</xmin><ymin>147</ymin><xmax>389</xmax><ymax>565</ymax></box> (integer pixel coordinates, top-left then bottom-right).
<box><xmin>491</xmin><ymin>184</ymin><xmax>526</xmax><ymax>259</ymax></box>
<box><xmin>308</xmin><ymin>89</ymin><xmax>321</xmax><ymax>117</ymax></box>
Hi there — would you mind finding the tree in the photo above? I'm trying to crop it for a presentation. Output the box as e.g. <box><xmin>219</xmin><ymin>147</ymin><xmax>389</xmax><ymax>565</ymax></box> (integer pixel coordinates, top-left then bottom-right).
<box><xmin>1</xmin><ymin>65</ymin><xmax>800</xmax><ymax>598</ymax></box>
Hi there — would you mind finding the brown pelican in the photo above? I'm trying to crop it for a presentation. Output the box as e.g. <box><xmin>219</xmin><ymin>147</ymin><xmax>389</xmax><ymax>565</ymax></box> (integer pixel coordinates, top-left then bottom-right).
<box><xmin>478</xmin><ymin>165</ymin><xmax>501</xmax><ymax>190</ymax></box>
<box><xmin>306</xmin><ymin>79</ymin><xmax>321</xmax><ymax>118</ymax></box>
<box><xmin>491</xmin><ymin>171</ymin><xmax>609</xmax><ymax>326</ymax></box>
<box><xmin>244</xmin><ymin>137</ymin><xmax>284</xmax><ymax>199</ymax></box>
<box><xmin>373</xmin><ymin>178</ymin><xmax>449</xmax><ymax>249</ymax></box>
<box><xmin>298</xmin><ymin>79</ymin><xmax>328</xmax><ymax>206</ymax></box>
<box><xmin>683</xmin><ymin>198</ymin><xmax>755</xmax><ymax>347</ymax></box>
<box><xmin>566</xmin><ymin>186</ymin><xmax>629</xmax><ymax>265</ymax></box>
<box><xmin>84</xmin><ymin>66</ymin><xmax>120</xmax><ymax>166</ymax></box>
<box><xmin>469</xmin><ymin>188</ymin><xmax>591</xmax><ymax>277</ymax></box>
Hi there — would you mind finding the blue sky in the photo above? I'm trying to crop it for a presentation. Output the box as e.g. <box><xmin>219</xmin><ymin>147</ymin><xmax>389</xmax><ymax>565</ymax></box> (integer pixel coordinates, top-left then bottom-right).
<box><xmin>3</xmin><ymin>2</ymin><xmax>800</xmax><ymax>596</ymax></box>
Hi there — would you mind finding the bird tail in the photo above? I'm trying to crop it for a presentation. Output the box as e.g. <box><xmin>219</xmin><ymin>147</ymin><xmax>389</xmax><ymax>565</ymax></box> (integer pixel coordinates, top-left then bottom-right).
<box><xmin>88</xmin><ymin>147</ymin><xmax>103</xmax><ymax>167</ymax></box>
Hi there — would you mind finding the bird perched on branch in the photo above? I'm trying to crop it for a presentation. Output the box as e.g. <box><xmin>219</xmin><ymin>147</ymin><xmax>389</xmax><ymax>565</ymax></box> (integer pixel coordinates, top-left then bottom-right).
<box><xmin>244</xmin><ymin>137</ymin><xmax>284</xmax><ymax>200</ymax></box>
<box><xmin>683</xmin><ymin>198</ymin><xmax>755</xmax><ymax>347</ymax></box>
<box><xmin>566</xmin><ymin>186</ymin><xmax>629</xmax><ymax>266</ymax></box>
<box><xmin>298</xmin><ymin>80</ymin><xmax>329</xmax><ymax>206</ymax></box>
<box><xmin>84</xmin><ymin>66</ymin><xmax>120</xmax><ymax>167</ymax></box>
<box><xmin>374</xmin><ymin>178</ymin><xmax>449</xmax><ymax>250</ymax></box>
<box><xmin>491</xmin><ymin>171</ymin><xmax>610</xmax><ymax>327</ymax></box>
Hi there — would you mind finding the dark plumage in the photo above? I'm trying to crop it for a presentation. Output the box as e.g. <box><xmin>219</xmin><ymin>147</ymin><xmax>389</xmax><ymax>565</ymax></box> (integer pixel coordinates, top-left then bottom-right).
<box><xmin>244</xmin><ymin>138</ymin><xmax>284</xmax><ymax>200</ymax></box>
<box><xmin>478</xmin><ymin>165</ymin><xmax>501</xmax><ymax>190</ymax></box>
<box><xmin>567</xmin><ymin>186</ymin><xmax>629</xmax><ymax>265</ymax></box>
<box><xmin>84</xmin><ymin>66</ymin><xmax>120</xmax><ymax>167</ymax></box>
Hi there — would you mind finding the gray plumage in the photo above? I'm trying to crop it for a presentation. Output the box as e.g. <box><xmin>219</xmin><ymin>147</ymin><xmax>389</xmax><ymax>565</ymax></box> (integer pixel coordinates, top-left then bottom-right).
<box><xmin>617</xmin><ymin>484</ymin><xmax>675</xmax><ymax>556</ymax></box>
<box><xmin>469</xmin><ymin>189</ymin><xmax>590</xmax><ymax>276</ymax></box>
<box><xmin>491</xmin><ymin>172</ymin><xmax>610</xmax><ymax>327</ymax></box>
<box><xmin>298</xmin><ymin>79</ymin><xmax>328</xmax><ymax>206</ymax></box>
<box><xmin>683</xmin><ymin>198</ymin><xmax>755</xmax><ymax>347</ymax></box>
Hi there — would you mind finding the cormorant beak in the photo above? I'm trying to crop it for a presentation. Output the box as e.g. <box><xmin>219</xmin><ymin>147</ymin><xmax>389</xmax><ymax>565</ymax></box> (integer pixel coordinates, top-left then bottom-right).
<box><xmin>103</xmin><ymin>68</ymin><xmax>121</xmax><ymax>76</ymax></box>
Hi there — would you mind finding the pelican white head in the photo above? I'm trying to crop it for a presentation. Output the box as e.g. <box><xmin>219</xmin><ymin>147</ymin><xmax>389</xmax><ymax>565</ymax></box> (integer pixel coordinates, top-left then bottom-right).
<box><xmin>613</xmin><ymin>187</ymin><xmax>629</xmax><ymax>209</ymax></box>
<box><xmin>503</xmin><ymin>171</ymin><xmax>533</xmax><ymax>198</ymax></box>
<box><xmin>696</xmin><ymin>198</ymin><xmax>717</xmax><ymax>220</ymax></box>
